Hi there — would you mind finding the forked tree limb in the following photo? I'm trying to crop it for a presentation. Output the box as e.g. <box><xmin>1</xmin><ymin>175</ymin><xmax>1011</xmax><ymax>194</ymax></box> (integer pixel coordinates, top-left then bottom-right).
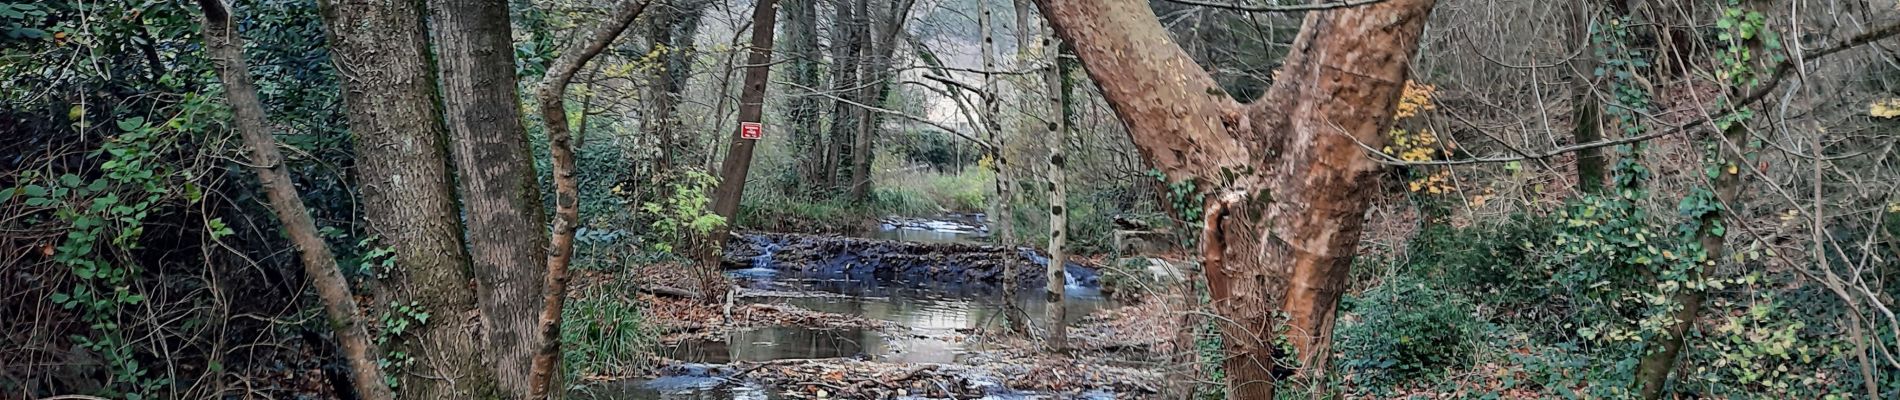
<box><xmin>194</xmin><ymin>1</ymin><xmax>394</xmax><ymax>398</ymax></box>
<box><xmin>528</xmin><ymin>0</ymin><xmax>654</xmax><ymax>397</ymax></box>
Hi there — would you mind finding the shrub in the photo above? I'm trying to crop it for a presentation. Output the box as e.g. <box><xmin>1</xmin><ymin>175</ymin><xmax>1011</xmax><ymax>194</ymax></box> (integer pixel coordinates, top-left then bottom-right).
<box><xmin>561</xmin><ymin>277</ymin><xmax>657</xmax><ymax>381</ymax></box>
<box><xmin>1337</xmin><ymin>275</ymin><xmax>1484</xmax><ymax>384</ymax></box>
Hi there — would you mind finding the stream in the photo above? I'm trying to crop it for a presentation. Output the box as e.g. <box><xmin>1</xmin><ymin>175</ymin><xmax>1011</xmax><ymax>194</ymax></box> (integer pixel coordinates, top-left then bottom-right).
<box><xmin>595</xmin><ymin>215</ymin><xmax>1122</xmax><ymax>399</ymax></box>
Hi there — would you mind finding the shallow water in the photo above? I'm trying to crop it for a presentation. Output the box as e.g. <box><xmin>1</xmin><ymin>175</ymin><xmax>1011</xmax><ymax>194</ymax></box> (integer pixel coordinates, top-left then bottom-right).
<box><xmin>595</xmin><ymin>217</ymin><xmax>1120</xmax><ymax>399</ymax></box>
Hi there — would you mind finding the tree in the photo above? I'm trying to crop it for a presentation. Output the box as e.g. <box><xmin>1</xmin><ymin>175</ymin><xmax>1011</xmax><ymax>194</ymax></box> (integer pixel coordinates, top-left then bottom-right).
<box><xmin>644</xmin><ymin>0</ymin><xmax>711</xmax><ymax>173</ymax></box>
<box><xmin>846</xmin><ymin>0</ymin><xmax>920</xmax><ymax>202</ymax></box>
<box><xmin>314</xmin><ymin>0</ymin><xmax>500</xmax><ymax>396</ymax></box>
<box><xmin>979</xmin><ymin>0</ymin><xmax>1025</xmax><ymax>333</ymax></box>
<box><xmin>428</xmin><ymin>0</ymin><xmax>549</xmax><ymax>395</ymax></box>
<box><xmin>1033</xmin><ymin>0</ymin><xmax>1438</xmax><ymax>397</ymax></box>
<box><xmin>527</xmin><ymin>0</ymin><xmax>656</xmax><ymax>396</ymax></box>
<box><xmin>1633</xmin><ymin>1</ymin><xmax>1760</xmax><ymax>396</ymax></box>
<box><xmin>1036</xmin><ymin>13</ymin><xmax>1069</xmax><ymax>352</ymax></box>
<box><xmin>195</xmin><ymin>1</ymin><xmax>394</xmax><ymax>398</ymax></box>
<box><xmin>708</xmin><ymin>0</ymin><xmax>783</xmax><ymax>227</ymax></box>
<box><xmin>784</xmin><ymin>0</ymin><xmax>826</xmax><ymax>194</ymax></box>
<box><xmin>824</xmin><ymin>0</ymin><xmax>865</xmax><ymax>192</ymax></box>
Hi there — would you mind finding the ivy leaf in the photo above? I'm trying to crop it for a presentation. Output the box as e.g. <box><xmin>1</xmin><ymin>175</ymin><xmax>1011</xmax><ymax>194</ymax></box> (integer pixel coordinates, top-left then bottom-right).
<box><xmin>116</xmin><ymin>116</ymin><xmax>145</xmax><ymax>132</ymax></box>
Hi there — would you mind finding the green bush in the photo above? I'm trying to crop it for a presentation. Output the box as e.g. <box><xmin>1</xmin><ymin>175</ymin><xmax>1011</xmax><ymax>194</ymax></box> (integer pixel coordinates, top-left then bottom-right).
<box><xmin>1337</xmin><ymin>275</ymin><xmax>1484</xmax><ymax>384</ymax></box>
<box><xmin>1406</xmin><ymin>214</ymin><xmax>1562</xmax><ymax>309</ymax></box>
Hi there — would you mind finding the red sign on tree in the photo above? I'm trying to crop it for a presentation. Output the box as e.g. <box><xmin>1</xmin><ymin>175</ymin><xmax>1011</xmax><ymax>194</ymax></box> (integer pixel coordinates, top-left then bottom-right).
<box><xmin>740</xmin><ymin>122</ymin><xmax>763</xmax><ymax>140</ymax></box>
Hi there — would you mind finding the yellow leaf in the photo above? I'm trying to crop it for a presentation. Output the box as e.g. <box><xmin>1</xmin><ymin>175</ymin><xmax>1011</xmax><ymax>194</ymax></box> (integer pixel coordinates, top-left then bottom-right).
<box><xmin>1872</xmin><ymin>98</ymin><xmax>1900</xmax><ymax>118</ymax></box>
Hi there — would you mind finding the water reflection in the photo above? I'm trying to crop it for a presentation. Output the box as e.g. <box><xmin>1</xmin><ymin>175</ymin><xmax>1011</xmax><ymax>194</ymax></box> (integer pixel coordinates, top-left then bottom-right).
<box><xmin>661</xmin><ymin>327</ymin><xmax>966</xmax><ymax>364</ymax></box>
<box><xmin>761</xmin><ymin>277</ymin><xmax>1111</xmax><ymax>334</ymax></box>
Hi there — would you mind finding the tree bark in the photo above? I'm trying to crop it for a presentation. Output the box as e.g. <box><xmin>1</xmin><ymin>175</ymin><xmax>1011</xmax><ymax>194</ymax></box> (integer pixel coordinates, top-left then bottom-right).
<box><xmin>1633</xmin><ymin>2</ymin><xmax>1756</xmax><ymax>396</ymax></box>
<box><xmin>824</xmin><ymin>0</ymin><xmax>866</xmax><ymax>192</ymax></box>
<box><xmin>644</xmin><ymin>0</ymin><xmax>710</xmax><ymax>174</ymax></box>
<box><xmin>196</xmin><ymin>2</ymin><xmax>395</xmax><ymax>398</ymax></box>
<box><xmin>314</xmin><ymin>0</ymin><xmax>500</xmax><ymax>396</ymax></box>
<box><xmin>527</xmin><ymin>0</ymin><xmax>655</xmax><ymax>397</ymax></box>
<box><xmin>784</xmin><ymin>0</ymin><xmax>826</xmax><ymax>196</ymax></box>
<box><xmin>708</xmin><ymin>0</ymin><xmax>783</xmax><ymax>228</ymax></box>
<box><xmin>1568</xmin><ymin>0</ymin><xmax>1610</xmax><ymax>194</ymax></box>
<box><xmin>1034</xmin><ymin>0</ymin><xmax>1437</xmax><ymax>397</ymax></box>
<box><xmin>427</xmin><ymin>0</ymin><xmax>550</xmax><ymax>395</ymax></box>
<box><xmin>1038</xmin><ymin>14</ymin><xmax>1069</xmax><ymax>352</ymax></box>
<box><xmin>980</xmin><ymin>0</ymin><xmax>1025</xmax><ymax>334</ymax></box>
<box><xmin>845</xmin><ymin>0</ymin><xmax>919</xmax><ymax>202</ymax></box>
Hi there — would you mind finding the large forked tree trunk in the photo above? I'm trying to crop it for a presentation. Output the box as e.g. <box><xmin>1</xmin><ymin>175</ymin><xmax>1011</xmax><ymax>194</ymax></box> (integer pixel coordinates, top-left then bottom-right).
<box><xmin>708</xmin><ymin>0</ymin><xmax>782</xmax><ymax>227</ymax></box>
<box><xmin>428</xmin><ymin>0</ymin><xmax>549</xmax><ymax>395</ymax></box>
<box><xmin>196</xmin><ymin>2</ymin><xmax>394</xmax><ymax>398</ymax></box>
<box><xmin>527</xmin><ymin>0</ymin><xmax>655</xmax><ymax>397</ymax></box>
<box><xmin>314</xmin><ymin>0</ymin><xmax>499</xmax><ymax>397</ymax></box>
<box><xmin>1033</xmin><ymin>0</ymin><xmax>1437</xmax><ymax>396</ymax></box>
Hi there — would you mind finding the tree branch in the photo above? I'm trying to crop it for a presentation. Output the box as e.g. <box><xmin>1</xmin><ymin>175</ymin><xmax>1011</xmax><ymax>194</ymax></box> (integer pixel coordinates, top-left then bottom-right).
<box><xmin>1159</xmin><ymin>0</ymin><xmax>1391</xmax><ymax>13</ymax></box>
<box><xmin>1377</xmin><ymin>20</ymin><xmax>1900</xmax><ymax>167</ymax></box>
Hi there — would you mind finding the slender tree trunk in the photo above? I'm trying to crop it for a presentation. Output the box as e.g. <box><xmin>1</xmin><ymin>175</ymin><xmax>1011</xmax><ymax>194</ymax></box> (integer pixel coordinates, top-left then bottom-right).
<box><xmin>708</xmin><ymin>0</ymin><xmax>783</xmax><ymax>229</ymax></box>
<box><xmin>1035</xmin><ymin>0</ymin><xmax>1438</xmax><ymax>397</ymax></box>
<box><xmin>428</xmin><ymin>0</ymin><xmax>550</xmax><ymax>395</ymax></box>
<box><xmin>196</xmin><ymin>2</ymin><xmax>395</xmax><ymax>398</ymax></box>
<box><xmin>1037</xmin><ymin>14</ymin><xmax>1069</xmax><ymax>352</ymax></box>
<box><xmin>314</xmin><ymin>0</ymin><xmax>499</xmax><ymax>396</ymax></box>
<box><xmin>1633</xmin><ymin>2</ymin><xmax>1757</xmax><ymax>396</ymax></box>
<box><xmin>527</xmin><ymin>0</ymin><xmax>655</xmax><ymax>396</ymax></box>
<box><xmin>785</xmin><ymin>0</ymin><xmax>826</xmax><ymax>196</ymax></box>
<box><xmin>1569</xmin><ymin>0</ymin><xmax>1610</xmax><ymax>194</ymax></box>
<box><xmin>980</xmin><ymin>0</ymin><xmax>1024</xmax><ymax>334</ymax></box>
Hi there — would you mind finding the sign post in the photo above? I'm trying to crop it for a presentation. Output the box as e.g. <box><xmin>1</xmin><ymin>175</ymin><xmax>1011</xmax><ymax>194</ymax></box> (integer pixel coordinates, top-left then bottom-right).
<box><xmin>739</xmin><ymin>122</ymin><xmax>763</xmax><ymax>140</ymax></box>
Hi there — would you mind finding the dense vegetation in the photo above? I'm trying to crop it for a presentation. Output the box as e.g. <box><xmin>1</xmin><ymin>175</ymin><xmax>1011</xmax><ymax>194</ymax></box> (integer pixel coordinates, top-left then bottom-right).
<box><xmin>3</xmin><ymin>0</ymin><xmax>1898</xmax><ymax>399</ymax></box>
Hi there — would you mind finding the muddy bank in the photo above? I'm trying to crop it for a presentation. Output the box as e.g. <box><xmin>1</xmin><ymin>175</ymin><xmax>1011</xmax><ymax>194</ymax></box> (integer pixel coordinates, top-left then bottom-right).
<box><xmin>721</xmin><ymin>232</ymin><xmax>1100</xmax><ymax>290</ymax></box>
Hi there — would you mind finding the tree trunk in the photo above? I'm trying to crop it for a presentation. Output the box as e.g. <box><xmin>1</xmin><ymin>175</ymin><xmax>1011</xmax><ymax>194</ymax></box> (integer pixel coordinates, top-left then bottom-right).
<box><xmin>708</xmin><ymin>0</ymin><xmax>783</xmax><ymax>229</ymax></box>
<box><xmin>825</xmin><ymin>0</ymin><xmax>865</xmax><ymax>192</ymax></box>
<box><xmin>1037</xmin><ymin>15</ymin><xmax>1069</xmax><ymax>352</ymax></box>
<box><xmin>785</xmin><ymin>0</ymin><xmax>826</xmax><ymax>196</ymax></box>
<box><xmin>846</xmin><ymin>0</ymin><xmax>919</xmax><ymax>202</ymax></box>
<box><xmin>428</xmin><ymin>0</ymin><xmax>550</xmax><ymax>395</ymax></box>
<box><xmin>1034</xmin><ymin>0</ymin><xmax>1437</xmax><ymax>397</ymax></box>
<box><xmin>644</xmin><ymin>0</ymin><xmax>709</xmax><ymax>174</ymax></box>
<box><xmin>314</xmin><ymin>0</ymin><xmax>500</xmax><ymax>397</ymax></box>
<box><xmin>196</xmin><ymin>2</ymin><xmax>395</xmax><ymax>398</ymax></box>
<box><xmin>1633</xmin><ymin>2</ymin><xmax>1757</xmax><ymax>396</ymax></box>
<box><xmin>527</xmin><ymin>0</ymin><xmax>655</xmax><ymax>396</ymax></box>
<box><xmin>1569</xmin><ymin>0</ymin><xmax>1609</xmax><ymax>194</ymax></box>
<box><xmin>980</xmin><ymin>0</ymin><xmax>1025</xmax><ymax>334</ymax></box>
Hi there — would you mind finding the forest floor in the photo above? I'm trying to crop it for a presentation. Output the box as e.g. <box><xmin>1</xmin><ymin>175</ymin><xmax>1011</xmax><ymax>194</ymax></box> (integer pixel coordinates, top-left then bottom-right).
<box><xmin>591</xmin><ymin>223</ymin><xmax>1181</xmax><ymax>399</ymax></box>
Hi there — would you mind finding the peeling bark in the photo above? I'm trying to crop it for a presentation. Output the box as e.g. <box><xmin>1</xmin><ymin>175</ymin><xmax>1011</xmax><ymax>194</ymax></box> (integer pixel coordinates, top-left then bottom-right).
<box><xmin>1034</xmin><ymin>0</ymin><xmax>1437</xmax><ymax>396</ymax></box>
<box><xmin>528</xmin><ymin>0</ymin><xmax>655</xmax><ymax>396</ymax></box>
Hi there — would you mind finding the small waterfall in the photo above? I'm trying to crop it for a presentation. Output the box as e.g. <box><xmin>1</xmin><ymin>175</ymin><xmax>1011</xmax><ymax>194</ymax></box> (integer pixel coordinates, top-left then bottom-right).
<box><xmin>732</xmin><ymin>236</ymin><xmax>780</xmax><ymax>279</ymax></box>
